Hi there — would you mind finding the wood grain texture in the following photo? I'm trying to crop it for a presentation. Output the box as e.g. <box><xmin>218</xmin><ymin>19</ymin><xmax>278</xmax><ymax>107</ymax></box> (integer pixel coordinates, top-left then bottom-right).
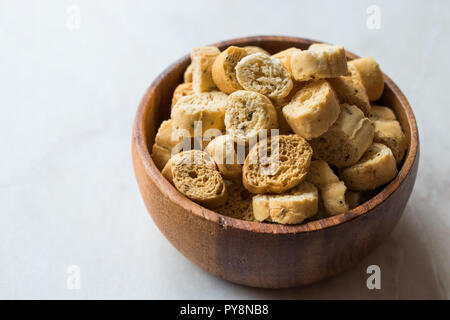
<box><xmin>132</xmin><ymin>36</ymin><xmax>419</xmax><ymax>288</ymax></box>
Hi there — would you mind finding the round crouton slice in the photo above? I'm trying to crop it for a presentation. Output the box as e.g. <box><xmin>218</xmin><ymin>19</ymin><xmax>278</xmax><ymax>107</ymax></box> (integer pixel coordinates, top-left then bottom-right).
<box><xmin>306</xmin><ymin>160</ymin><xmax>339</xmax><ymax>189</ymax></box>
<box><xmin>339</xmin><ymin>143</ymin><xmax>398</xmax><ymax>191</ymax></box>
<box><xmin>171</xmin><ymin>82</ymin><xmax>194</xmax><ymax>110</ymax></box>
<box><xmin>328</xmin><ymin>75</ymin><xmax>371</xmax><ymax>116</ymax></box>
<box><xmin>212</xmin><ymin>46</ymin><xmax>248</xmax><ymax>94</ymax></box>
<box><xmin>271</xmin><ymin>81</ymin><xmax>308</xmax><ymax>134</ymax></box>
<box><xmin>235</xmin><ymin>53</ymin><xmax>293</xmax><ymax>99</ymax></box>
<box><xmin>171</xmin><ymin>91</ymin><xmax>228</xmax><ymax>137</ymax></box>
<box><xmin>282</xmin><ymin>80</ymin><xmax>341</xmax><ymax>139</ymax></box>
<box><xmin>372</xmin><ymin>119</ymin><xmax>407</xmax><ymax>164</ymax></box>
<box><xmin>191</xmin><ymin>46</ymin><xmax>221</xmax><ymax>93</ymax></box>
<box><xmin>252</xmin><ymin>181</ymin><xmax>318</xmax><ymax>224</ymax></box>
<box><xmin>308</xmin><ymin>43</ymin><xmax>332</xmax><ymax>50</ymax></box>
<box><xmin>290</xmin><ymin>45</ymin><xmax>348</xmax><ymax>81</ymax></box>
<box><xmin>216</xmin><ymin>181</ymin><xmax>254</xmax><ymax>221</ymax></box>
<box><xmin>166</xmin><ymin>150</ymin><xmax>227</xmax><ymax>208</ymax></box>
<box><xmin>310</xmin><ymin>104</ymin><xmax>374</xmax><ymax>168</ymax></box>
<box><xmin>151</xmin><ymin>119</ymin><xmax>185</xmax><ymax>170</ymax></box>
<box><xmin>321</xmin><ymin>181</ymin><xmax>349</xmax><ymax>216</ymax></box>
<box><xmin>306</xmin><ymin>160</ymin><xmax>349</xmax><ymax>216</ymax></box>
<box><xmin>205</xmin><ymin>134</ymin><xmax>242</xmax><ymax>180</ymax></box>
<box><xmin>348</xmin><ymin>57</ymin><xmax>384</xmax><ymax>101</ymax></box>
<box><xmin>224</xmin><ymin>90</ymin><xmax>278</xmax><ymax>145</ymax></box>
<box><xmin>369</xmin><ymin>105</ymin><xmax>407</xmax><ymax>164</ymax></box>
<box><xmin>243</xmin><ymin>134</ymin><xmax>313</xmax><ymax>194</ymax></box>
<box><xmin>242</xmin><ymin>46</ymin><xmax>270</xmax><ymax>56</ymax></box>
<box><xmin>272</xmin><ymin>47</ymin><xmax>300</xmax><ymax>74</ymax></box>
<box><xmin>369</xmin><ymin>105</ymin><xmax>397</xmax><ymax>121</ymax></box>
<box><xmin>184</xmin><ymin>63</ymin><xmax>193</xmax><ymax>83</ymax></box>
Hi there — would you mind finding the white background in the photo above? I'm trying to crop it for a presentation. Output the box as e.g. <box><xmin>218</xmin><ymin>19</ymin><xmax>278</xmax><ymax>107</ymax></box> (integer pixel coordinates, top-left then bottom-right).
<box><xmin>1</xmin><ymin>0</ymin><xmax>449</xmax><ymax>299</ymax></box>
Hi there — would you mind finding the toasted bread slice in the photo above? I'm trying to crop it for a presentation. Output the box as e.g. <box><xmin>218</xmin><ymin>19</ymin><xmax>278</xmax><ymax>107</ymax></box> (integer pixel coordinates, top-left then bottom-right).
<box><xmin>191</xmin><ymin>46</ymin><xmax>220</xmax><ymax>92</ymax></box>
<box><xmin>205</xmin><ymin>134</ymin><xmax>242</xmax><ymax>180</ymax></box>
<box><xmin>369</xmin><ymin>105</ymin><xmax>407</xmax><ymax>164</ymax></box>
<box><xmin>369</xmin><ymin>105</ymin><xmax>396</xmax><ymax>121</ymax></box>
<box><xmin>225</xmin><ymin>90</ymin><xmax>278</xmax><ymax>145</ymax></box>
<box><xmin>321</xmin><ymin>181</ymin><xmax>349</xmax><ymax>216</ymax></box>
<box><xmin>306</xmin><ymin>160</ymin><xmax>339</xmax><ymax>189</ymax></box>
<box><xmin>243</xmin><ymin>134</ymin><xmax>312</xmax><ymax>194</ymax></box>
<box><xmin>348</xmin><ymin>57</ymin><xmax>384</xmax><ymax>101</ymax></box>
<box><xmin>272</xmin><ymin>47</ymin><xmax>300</xmax><ymax>74</ymax></box>
<box><xmin>171</xmin><ymin>91</ymin><xmax>227</xmax><ymax>137</ymax></box>
<box><xmin>282</xmin><ymin>80</ymin><xmax>341</xmax><ymax>139</ymax></box>
<box><xmin>328</xmin><ymin>75</ymin><xmax>371</xmax><ymax>116</ymax></box>
<box><xmin>372</xmin><ymin>119</ymin><xmax>407</xmax><ymax>164</ymax></box>
<box><xmin>243</xmin><ymin>46</ymin><xmax>270</xmax><ymax>56</ymax></box>
<box><xmin>306</xmin><ymin>160</ymin><xmax>348</xmax><ymax>216</ymax></box>
<box><xmin>310</xmin><ymin>104</ymin><xmax>374</xmax><ymax>168</ymax></box>
<box><xmin>252</xmin><ymin>181</ymin><xmax>318</xmax><ymax>224</ymax></box>
<box><xmin>290</xmin><ymin>45</ymin><xmax>348</xmax><ymax>81</ymax></box>
<box><xmin>339</xmin><ymin>143</ymin><xmax>398</xmax><ymax>191</ymax></box>
<box><xmin>216</xmin><ymin>181</ymin><xmax>254</xmax><ymax>221</ymax></box>
<box><xmin>171</xmin><ymin>82</ymin><xmax>194</xmax><ymax>110</ymax></box>
<box><xmin>236</xmin><ymin>53</ymin><xmax>293</xmax><ymax>99</ymax></box>
<box><xmin>151</xmin><ymin>120</ymin><xmax>184</xmax><ymax>170</ymax></box>
<box><xmin>212</xmin><ymin>46</ymin><xmax>248</xmax><ymax>94</ymax></box>
<box><xmin>271</xmin><ymin>81</ymin><xmax>307</xmax><ymax>134</ymax></box>
<box><xmin>184</xmin><ymin>63</ymin><xmax>193</xmax><ymax>83</ymax></box>
<box><xmin>165</xmin><ymin>150</ymin><xmax>227</xmax><ymax>207</ymax></box>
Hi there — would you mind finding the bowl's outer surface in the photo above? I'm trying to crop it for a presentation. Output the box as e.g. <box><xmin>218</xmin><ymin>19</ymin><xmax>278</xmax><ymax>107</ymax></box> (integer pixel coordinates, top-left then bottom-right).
<box><xmin>132</xmin><ymin>36</ymin><xmax>419</xmax><ymax>288</ymax></box>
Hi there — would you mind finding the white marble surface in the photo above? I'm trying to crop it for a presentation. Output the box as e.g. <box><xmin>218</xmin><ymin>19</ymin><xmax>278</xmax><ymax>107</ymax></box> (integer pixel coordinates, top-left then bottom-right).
<box><xmin>1</xmin><ymin>0</ymin><xmax>449</xmax><ymax>299</ymax></box>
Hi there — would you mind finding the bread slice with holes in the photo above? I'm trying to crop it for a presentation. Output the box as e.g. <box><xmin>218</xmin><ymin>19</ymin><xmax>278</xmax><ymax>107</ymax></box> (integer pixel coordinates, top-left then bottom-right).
<box><xmin>310</xmin><ymin>104</ymin><xmax>374</xmax><ymax>168</ymax></box>
<box><xmin>306</xmin><ymin>160</ymin><xmax>348</xmax><ymax>216</ymax></box>
<box><xmin>212</xmin><ymin>46</ymin><xmax>248</xmax><ymax>94</ymax></box>
<box><xmin>191</xmin><ymin>46</ymin><xmax>220</xmax><ymax>92</ymax></box>
<box><xmin>290</xmin><ymin>45</ymin><xmax>348</xmax><ymax>81</ymax></box>
<box><xmin>369</xmin><ymin>105</ymin><xmax>407</xmax><ymax>164</ymax></box>
<box><xmin>339</xmin><ymin>143</ymin><xmax>398</xmax><ymax>191</ymax></box>
<box><xmin>236</xmin><ymin>53</ymin><xmax>293</xmax><ymax>99</ymax></box>
<box><xmin>163</xmin><ymin>150</ymin><xmax>227</xmax><ymax>207</ymax></box>
<box><xmin>243</xmin><ymin>134</ymin><xmax>313</xmax><ymax>194</ymax></box>
<box><xmin>252</xmin><ymin>181</ymin><xmax>318</xmax><ymax>224</ymax></box>
<box><xmin>171</xmin><ymin>82</ymin><xmax>194</xmax><ymax>110</ymax></box>
<box><xmin>271</xmin><ymin>81</ymin><xmax>308</xmax><ymax>134</ymax></box>
<box><xmin>328</xmin><ymin>74</ymin><xmax>371</xmax><ymax>116</ymax></box>
<box><xmin>205</xmin><ymin>134</ymin><xmax>242</xmax><ymax>180</ymax></box>
<box><xmin>348</xmin><ymin>57</ymin><xmax>384</xmax><ymax>101</ymax></box>
<box><xmin>372</xmin><ymin>119</ymin><xmax>407</xmax><ymax>164</ymax></box>
<box><xmin>369</xmin><ymin>105</ymin><xmax>396</xmax><ymax>121</ymax></box>
<box><xmin>151</xmin><ymin>120</ymin><xmax>184</xmax><ymax>170</ymax></box>
<box><xmin>272</xmin><ymin>47</ymin><xmax>300</xmax><ymax>74</ymax></box>
<box><xmin>224</xmin><ymin>90</ymin><xmax>278</xmax><ymax>145</ymax></box>
<box><xmin>243</xmin><ymin>46</ymin><xmax>270</xmax><ymax>56</ymax></box>
<box><xmin>184</xmin><ymin>63</ymin><xmax>193</xmax><ymax>83</ymax></box>
<box><xmin>216</xmin><ymin>181</ymin><xmax>255</xmax><ymax>221</ymax></box>
<box><xmin>282</xmin><ymin>80</ymin><xmax>341</xmax><ymax>139</ymax></box>
<box><xmin>306</xmin><ymin>160</ymin><xmax>339</xmax><ymax>188</ymax></box>
<box><xmin>321</xmin><ymin>182</ymin><xmax>349</xmax><ymax>216</ymax></box>
<box><xmin>171</xmin><ymin>91</ymin><xmax>227</xmax><ymax>137</ymax></box>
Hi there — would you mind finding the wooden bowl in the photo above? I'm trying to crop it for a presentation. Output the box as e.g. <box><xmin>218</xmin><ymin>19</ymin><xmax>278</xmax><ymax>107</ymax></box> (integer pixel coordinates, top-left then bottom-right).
<box><xmin>132</xmin><ymin>36</ymin><xmax>419</xmax><ymax>288</ymax></box>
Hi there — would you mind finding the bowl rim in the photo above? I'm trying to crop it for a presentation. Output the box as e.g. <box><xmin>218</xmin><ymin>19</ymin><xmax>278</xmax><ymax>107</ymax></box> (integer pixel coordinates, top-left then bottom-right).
<box><xmin>133</xmin><ymin>35</ymin><xmax>419</xmax><ymax>234</ymax></box>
